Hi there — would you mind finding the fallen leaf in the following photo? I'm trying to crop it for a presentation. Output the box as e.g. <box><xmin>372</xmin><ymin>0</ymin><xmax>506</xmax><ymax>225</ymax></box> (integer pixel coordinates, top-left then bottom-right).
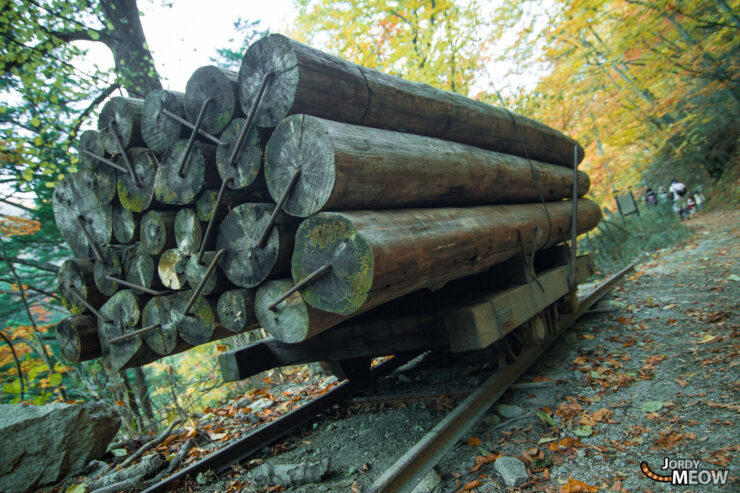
<box><xmin>674</xmin><ymin>378</ymin><xmax>689</xmax><ymax>387</ymax></box>
<box><xmin>697</xmin><ymin>334</ymin><xmax>717</xmax><ymax>344</ymax></box>
<box><xmin>471</xmin><ymin>453</ymin><xmax>500</xmax><ymax>472</ymax></box>
<box><xmin>466</xmin><ymin>437</ymin><xmax>481</xmax><ymax>447</ymax></box>
<box><xmin>641</xmin><ymin>401</ymin><xmax>663</xmax><ymax>413</ymax></box>
<box><xmin>574</xmin><ymin>426</ymin><xmax>593</xmax><ymax>437</ymax></box>
<box><xmin>560</xmin><ymin>477</ymin><xmax>599</xmax><ymax>493</ymax></box>
<box><xmin>462</xmin><ymin>480</ymin><xmax>483</xmax><ymax>490</ymax></box>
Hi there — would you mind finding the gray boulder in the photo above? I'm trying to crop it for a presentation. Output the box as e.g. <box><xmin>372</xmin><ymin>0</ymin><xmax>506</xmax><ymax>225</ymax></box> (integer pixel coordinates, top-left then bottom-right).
<box><xmin>0</xmin><ymin>401</ymin><xmax>121</xmax><ymax>492</ymax></box>
<box><xmin>494</xmin><ymin>456</ymin><xmax>529</xmax><ymax>487</ymax></box>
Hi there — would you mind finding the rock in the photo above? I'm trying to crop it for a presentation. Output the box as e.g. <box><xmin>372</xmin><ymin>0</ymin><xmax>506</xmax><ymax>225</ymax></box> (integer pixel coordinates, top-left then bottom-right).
<box><xmin>0</xmin><ymin>401</ymin><xmax>121</xmax><ymax>492</ymax></box>
<box><xmin>250</xmin><ymin>398</ymin><xmax>275</xmax><ymax>413</ymax></box>
<box><xmin>494</xmin><ymin>456</ymin><xmax>528</xmax><ymax>487</ymax></box>
<box><xmin>484</xmin><ymin>413</ymin><xmax>501</xmax><ymax>426</ymax></box>
<box><xmin>251</xmin><ymin>459</ymin><xmax>330</xmax><ymax>487</ymax></box>
<box><xmin>319</xmin><ymin>376</ymin><xmax>338</xmax><ymax>389</ymax></box>
<box><xmin>410</xmin><ymin>466</ymin><xmax>442</xmax><ymax>493</ymax></box>
<box><xmin>494</xmin><ymin>403</ymin><xmax>526</xmax><ymax>419</ymax></box>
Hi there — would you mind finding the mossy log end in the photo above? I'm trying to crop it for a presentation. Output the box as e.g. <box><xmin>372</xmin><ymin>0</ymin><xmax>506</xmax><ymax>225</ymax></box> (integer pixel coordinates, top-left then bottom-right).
<box><xmin>292</xmin><ymin>200</ymin><xmax>602</xmax><ymax>318</ymax></box>
<box><xmin>265</xmin><ymin>114</ymin><xmax>590</xmax><ymax>217</ymax></box>
<box><xmin>98</xmin><ymin>289</ymin><xmax>152</xmax><ymax>373</ymax></box>
<box><xmin>217</xmin><ymin>288</ymin><xmax>258</xmax><ymax>333</ymax></box>
<box><xmin>215</xmin><ymin>118</ymin><xmax>266</xmax><ymax>190</ymax></box>
<box><xmin>141</xmin><ymin>210</ymin><xmax>178</xmax><ymax>255</ymax></box>
<box><xmin>174</xmin><ymin>208</ymin><xmax>203</xmax><ymax>255</ymax></box>
<box><xmin>116</xmin><ymin>148</ymin><xmax>160</xmax><ymax>213</ymax></box>
<box><xmin>78</xmin><ymin>129</ymin><xmax>106</xmax><ymax>169</ymax></box>
<box><xmin>142</xmin><ymin>89</ymin><xmax>189</xmax><ymax>152</ymax></box>
<box><xmin>123</xmin><ymin>243</ymin><xmax>161</xmax><ymax>290</ymax></box>
<box><xmin>141</xmin><ymin>295</ymin><xmax>182</xmax><ymax>355</ymax></box>
<box><xmin>171</xmin><ymin>291</ymin><xmax>216</xmax><ymax>347</ymax></box>
<box><xmin>158</xmin><ymin>249</ymin><xmax>189</xmax><ymax>290</ymax></box>
<box><xmin>56</xmin><ymin>315</ymin><xmax>101</xmax><ymax>363</ymax></box>
<box><xmin>94</xmin><ymin>245</ymin><xmax>127</xmax><ymax>297</ymax></box>
<box><xmin>97</xmin><ymin>96</ymin><xmax>145</xmax><ymax>154</ymax></box>
<box><xmin>239</xmin><ymin>34</ymin><xmax>582</xmax><ymax>167</ymax></box>
<box><xmin>186</xmin><ymin>251</ymin><xmax>231</xmax><ymax>297</ymax></box>
<box><xmin>58</xmin><ymin>259</ymin><xmax>106</xmax><ymax>315</ymax></box>
<box><xmin>184</xmin><ymin>66</ymin><xmax>241</xmax><ymax>135</ymax></box>
<box><xmin>154</xmin><ymin>141</ymin><xmax>218</xmax><ymax>206</ymax></box>
<box><xmin>216</xmin><ymin>203</ymin><xmax>297</xmax><ymax>288</ymax></box>
<box><xmin>255</xmin><ymin>279</ymin><xmax>345</xmax><ymax>343</ymax></box>
<box><xmin>113</xmin><ymin>206</ymin><xmax>140</xmax><ymax>244</ymax></box>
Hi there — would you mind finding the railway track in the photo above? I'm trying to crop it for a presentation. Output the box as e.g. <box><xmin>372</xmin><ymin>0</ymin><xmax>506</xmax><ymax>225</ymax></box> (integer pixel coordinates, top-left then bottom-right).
<box><xmin>143</xmin><ymin>263</ymin><xmax>634</xmax><ymax>493</ymax></box>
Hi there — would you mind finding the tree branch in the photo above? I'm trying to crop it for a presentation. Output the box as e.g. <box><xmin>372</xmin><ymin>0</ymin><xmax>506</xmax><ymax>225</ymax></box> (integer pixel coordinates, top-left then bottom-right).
<box><xmin>0</xmin><ymin>254</ymin><xmax>59</xmax><ymax>273</ymax></box>
<box><xmin>0</xmin><ymin>330</ymin><xmax>25</xmax><ymax>401</ymax></box>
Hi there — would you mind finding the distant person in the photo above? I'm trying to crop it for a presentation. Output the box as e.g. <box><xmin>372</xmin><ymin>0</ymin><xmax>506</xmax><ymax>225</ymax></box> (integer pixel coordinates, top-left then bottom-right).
<box><xmin>658</xmin><ymin>186</ymin><xmax>671</xmax><ymax>204</ymax></box>
<box><xmin>669</xmin><ymin>179</ymin><xmax>688</xmax><ymax>219</ymax></box>
<box><xmin>693</xmin><ymin>189</ymin><xmax>705</xmax><ymax>211</ymax></box>
<box><xmin>644</xmin><ymin>188</ymin><xmax>658</xmax><ymax>206</ymax></box>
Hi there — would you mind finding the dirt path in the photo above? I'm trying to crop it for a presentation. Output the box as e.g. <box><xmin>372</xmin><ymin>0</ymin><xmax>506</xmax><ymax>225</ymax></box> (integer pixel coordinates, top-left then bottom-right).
<box><xmin>203</xmin><ymin>210</ymin><xmax>738</xmax><ymax>493</ymax></box>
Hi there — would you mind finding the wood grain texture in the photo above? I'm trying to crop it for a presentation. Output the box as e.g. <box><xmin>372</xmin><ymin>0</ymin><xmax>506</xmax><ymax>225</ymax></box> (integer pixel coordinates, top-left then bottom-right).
<box><xmin>141</xmin><ymin>295</ymin><xmax>182</xmax><ymax>355</ymax></box>
<box><xmin>112</xmin><ymin>206</ymin><xmax>140</xmax><ymax>244</ymax></box>
<box><xmin>141</xmin><ymin>210</ymin><xmax>177</xmax><ymax>255</ymax></box>
<box><xmin>116</xmin><ymin>147</ymin><xmax>160</xmax><ymax>212</ymax></box>
<box><xmin>171</xmin><ymin>291</ymin><xmax>216</xmax><ymax>347</ymax></box>
<box><xmin>56</xmin><ymin>315</ymin><xmax>101</xmax><ymax>363</ymax></box>
<box><xmin>123</xmin><ymin>242</ymin><xmax>161</xmax><ymax>290</ymax></box>
<box><xmin>78</xmin><ymin>129</ymin><xmax>106</xmax><ymax>169</ymax></box>
<box><xmin>58</xmin><ymin>259</ymin><xmax>106</xmax><ymax>315</ymax></box>
<box><xmin>94</xmin><ymin>245</ymin><xmax>127</xmax><ymax>297</ymax></box>
<box><xmin>186</xmin><ymin>251</ymin><xmax>231</xmax><ymax>296</ymax></box>
<box><xmin>215</xmin><ymin>118</ymin><xmax>266</xmax><ymax>189</ymax></box>
<box><xmin>184</xmin><ymin>66</ymin><xmax>242</xmax><ymax>135</ymax></box>
<box><xmin>174</xmin><ymin>208</ymin><xmax>202</xmax><ymax>255</ymax></box>
<box><xmin>154</xmin><ymin>141</ymin><xmax>218</xmax><ymax>205</ymax></box>
<box><xmin>97</xmin><ymin>96</ymin><xmax>144</xmax><ymax>154</ymax></box>
<box><xmin>217</xmin><ymin>288</ymin><xmax>259</xmax><ymax>333</ymax></box>
<box><xmin>142</xmin><ymin>89</ymin><xmax>188</xmax><ymax>151</ymax></box>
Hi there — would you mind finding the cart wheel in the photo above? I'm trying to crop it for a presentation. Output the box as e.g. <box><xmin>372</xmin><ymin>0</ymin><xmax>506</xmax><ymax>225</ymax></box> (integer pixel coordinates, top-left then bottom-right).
<box><xmin>324</xmin><ymin>356</ymin><xmax>373</xmax><ymax>387</ymax></box>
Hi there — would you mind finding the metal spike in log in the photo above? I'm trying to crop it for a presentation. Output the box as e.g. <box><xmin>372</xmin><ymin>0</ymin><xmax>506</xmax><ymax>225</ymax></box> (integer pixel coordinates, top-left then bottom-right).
<box><xmin>141</xmin><ymin>295</ymin><xmax>182</xmax><ymax>355</ymax></box>
<box><xmin>97</xmin><ymin>96</ymin><xmax>145</xmax><ymax>155</ymax></box>
<box><xmin>94</xmin><ymin>245</ymin><xmax>126</xmax><ymax>297</ymax></box>
<box><xmin>53</xmin><ymin>173</ymin><xmax>112</xmax><ymax>259</ymax></box>
<box><xmin>217</xmin><ymin>288</ymin><xmax>258</xmax><ymax>333</ymax></box>
<box><xmin>113</xmin><ymin>206</ymin><xmax>140</xmax><ymax>244</ymax></box>
<box><xmin>195</xmin><ymin>177</ymin><xmax>269</xmax><ymax>223</ymax></box>
<box><xmin>123</xmin><ymin>243</ymin><xmax>162</xmax><ymax>290</ymax></box>
<box><xmin>184</xmin><ymin>66</ymin><xmax>242</xmax><ymax>135</ymax></box>
<box><xmin>216</xmin><ymin>203</ymin><xmax>297</xmax><ymax>288</ymax></box>
<box><xmin>141</xmin><ymin>210</ymin><xmax>178</xmax><ymax>255</ymax></box>
<box><xmin>58</xmin><ymin>259</ymin><xmax>106</xmax><ymax>315</ymax></box>
<box><xmin>158</xmin><ymin>249</ymin><xmax>190</xmax><ymax>290</ymax></box>
<box><xmin>117</xmin><ymin>148</ymin><xmax>161</xmax><ymax>212</ymax></box>
<box><xmin>171</xmin><ymin>290</ymin><xmax>217</xmax><ymax>347</ymax></box>
<box><xmin>98</xmin><ymin>289</ymin><xmax>154</xmax><ymax>373</ymax></box>
<box><xmin>239</xmin><ymin>34</ymin><xmax>582</xmax><ymax>167</ymax></box>
<box><xmin>78</xmin><ymin>129</ymin><xmax>106</xmax><ymax>169</ymax></box>
<box><xmin>265</xmin><ymin>114</ymin><xmax>591</xmax><ymax>217</ymax></box>
<box><xmin>142</xmin><ymin>89</ymin><xmax>189</xmax><ymax>152</ymax></box>
<box><xmin>55</xmin><ymin>315</ymin><xmax>102</xmax><ymax>364</ymax></box>
<box><xmin>216</xmin><ymin>118</ymin><xmax>266</xmax><ymax>189</ymax></box>
<box><xmin>186</xmin><ymin>250</ymin><xmax>232</xmax><ymax>297</ymax></box>
<box><xmin>174</xmin><ymin>208</ymin><xmax>203</xmax><ymax>255</ymax></box>
<box><xmin>184</xmin><ymin>249</ymin><xmax>227</xmax><ymax>315</ymax></box>
<box><xmin>153</xmin><ymin>141</ymin><xmax>219</xmax><ymax>205</ymax></box>
<box><xmin>77</xmin><ymin>130</ymin><xmax>117</xmax><ymax>205</ymax></box>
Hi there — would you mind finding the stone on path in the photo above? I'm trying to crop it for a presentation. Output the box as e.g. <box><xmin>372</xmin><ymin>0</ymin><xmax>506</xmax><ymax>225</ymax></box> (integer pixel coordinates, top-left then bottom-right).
<box><xmin>251</xmin><ymin>459</ymin><xmax>330</xmax><ymax>487</ymax></box>
<box><xmin>494</xmin><ymin>456</ymin><xmax>529</xmax><ymax>487</ymax></box>
<box><xmin>0</xmin><ymin>401</ymin><xmax>121</xmax><ymax>492</ymax></box>
<box><xmin>494</xmin><ymin>403</ymin><xmax>526</xmax><ymax>419</ymax></box>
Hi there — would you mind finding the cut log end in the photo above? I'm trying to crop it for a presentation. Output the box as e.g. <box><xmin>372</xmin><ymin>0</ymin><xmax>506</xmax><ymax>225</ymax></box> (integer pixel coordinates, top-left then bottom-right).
<box><xmin>154</xmin><ymin>140</ymin><xmax>209</xmax><ymax>205</ymax></box>
<box><xmin>141</xmin><ymin>295</ymin><xmax>179</xmax><ymax>355</ymax></box>
<box><xmin>158</xmin><ymin>249</ymin><xmax>189</xmax><ymax>290</ymax></box>
<box><xmin>216</xmin><ymin>203</ymin><xmax>283</xmax><ymax>288</ymax></box>
<box><xmin>123</xmin><ymin>243</ymin><xmax>157</xmax><ymax>289</ymax></box>
<box><xmin>141</xmin><ymin>210</ymin><xmax>176</xmax><ymax>255</ymax></box>
<box><xmin>217</xmin><ymin>288</ymin><xmax>257</xmax><ymax>333</ymax></box>
<box><xmin>116</xmin><ymin>148</ymin><xmax>158</xmax><ymax>213</ymax></box>
<box><xmin>215</xmin><ymin>118</ymin><xmax>262</xmax><ymax>189</ymax></box>
<box><xmin>171</xmin><ymin>291</ymin><xmax>216</xmax><ymax>346</ymax></box>
<box><xmin>78</xmin><ymin>129</ymin><xmax>105</xmax><ymax>169</ymax></box>
<box><xmin>265</xmin><ymin>114</ymin><xmax>335</xmax><ymax>217</ymax></box>
<box><xmin>98</xmin><ymin>289</ymin><xmax>147</xmax><ymax>373</ymax></box>
<box><xmin>113</xmin><ymin>207</ymin><xmax>140</xmax><ymax>244</ymax></box>
<box><xmin>292</xmin><ymin>213</ymin><xmax>373</xmax><ymax>315</ymax></box>
<box><xmin>58</xmin><ymin>259</ymin><xmax>104</xmax><ymax>314</ymax></box>
<box><xmin>142</xmin><ymin>89</ymin><xmax>186</xmax><ymax>152</ymax></box>
<box><xmin>97</xmin><ymin>96</ymin><xmax>144</xmax><ymax>155</ymax></box>
<box><xmin>184</xmin><ymin>66</ymin><xmax>239</xmax><ymax>135</ymax></box>
<box><xmin>186</xmin><ymin>252</ymin><xmax>221</xmax><ymax>296</ymax></box>
<box><xmin>174</xmin><ymin>208</ymin><xmax>203</xmax><ymax>255</ymax></box>
<box><xmin>255</xmin><ymin>279</ymin><xmax>310</xmax><ymax>343</ymax></box>
<box><xmin>56</xmin><ymin>315</ymin><xmax>101</xmax><ymax>363</ymax></box>
<box><xmin>94</xmin><ymin>245</ymin><xmax>124</xmax><ymax>297</ymax></box>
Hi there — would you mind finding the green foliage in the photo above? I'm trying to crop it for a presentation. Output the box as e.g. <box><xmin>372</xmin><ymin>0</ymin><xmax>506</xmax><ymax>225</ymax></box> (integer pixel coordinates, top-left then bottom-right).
<box><xmin>211</xmin><ymin>18</ymin><xmax>269</xmax><ymax>71</ymax></box>
<box><xmin>580</xmin><ymin>204</ymin><xmax>689</xmax><ymax>274</ymax></box>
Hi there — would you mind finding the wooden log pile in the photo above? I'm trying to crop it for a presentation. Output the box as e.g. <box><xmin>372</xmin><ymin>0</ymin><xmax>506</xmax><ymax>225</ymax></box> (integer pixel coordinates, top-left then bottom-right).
<box><xmin>53</xmin><ymin>34</ymin><xmax>601</xmax><ymax>376</ymax></box>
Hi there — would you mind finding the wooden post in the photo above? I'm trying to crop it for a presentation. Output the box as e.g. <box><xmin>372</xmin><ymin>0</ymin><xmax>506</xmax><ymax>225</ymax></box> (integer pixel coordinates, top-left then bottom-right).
<box><xmin>239</xmin><ymin>34</ymin><xmax>583</xmax><ymax>167</ymax></box>
<box><xmin>113</xmin><ymin>206</ymin><xmax>140</xmax><ymax>244</ymax></box>
<box><xmin>97</xmin><ymin>96</ymin><xmax>145</xmax><ymax>154</ymax></box>
<box><xmin>158</xmin><ymin>248</ymin><xmax>190</xmax><ymax>290</ymax></box>
<box><xmin>216</xmin><ymin>203</ymin><xmax>297</xmax><ymax>288</ymax></box>
<box><xmin>184</xmin><ymin>66</ymin><xmax>242</xmax><ymax>135</ymax></box>
<box><xmin>174</xmin><ymin>208</ymin><xmax>203</xmax><ymax>255</ymax></box>
<box><xmin>265</xmin><ymin>114</ymin><xmax>591</xmax><ymax>217</ymax></box>
<box><xmin>215</xmin><ymin>117</ymin><xmax>266</xmax><ymax>189</ymax></box>
<box><xmin>58</xmin><ymin>259</ymin><xmax>106</xmax><ymax>315</ymax></box>
<box><xmin>153</xmin><ymin>141</ymin><xmax>219</xmax><ymax>205</ymax></box>
<box><xmin>53</xmin><ymin>173</ymin><xmax>112</xmax><ymax>259</ymax></box>
<box><xmin>116</xmin><ymin>148</ymin><xmax>162</xmax><ymax>212</ymax></box>
<box><xmin>56</xmin><ymin>315</ymin><xmax>102</xmax><ymax>363</ymax></box>
<box><xmin>290</xmin><ymin>199</ymin><xmax>602</xmax><ymax>318</ymax></box>
<box><xmin>216</xmin><ymin>288</ymin><xmax>259</xmax><ymax>333</ymax></box>
<box><xmin>141</xmin><ymin>210</ymin><xmax>178</xmax><ymax>255</ymax></box>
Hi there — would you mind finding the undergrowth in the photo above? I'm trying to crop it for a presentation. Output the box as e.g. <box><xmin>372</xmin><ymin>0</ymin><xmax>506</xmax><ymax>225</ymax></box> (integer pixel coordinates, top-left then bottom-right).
<box><xmin>579</xmin><ymin>203</ymin><xmax>689</xmax><ymax>275</ymax></box>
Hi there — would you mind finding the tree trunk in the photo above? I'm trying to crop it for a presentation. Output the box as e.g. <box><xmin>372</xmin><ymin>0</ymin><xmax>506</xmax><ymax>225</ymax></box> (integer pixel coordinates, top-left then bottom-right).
<box><xmin>141</xmin><ymin>210</ymin><xmax>178</xmax><ymax>255</ymax></box>
<box><xmin>239</xmin><ymin>34</ymin><xmax>583</xmax><ymax>167</ymax></box>
<box><xmin>55</xmin><ymin>315</ymin><xmax>102</xmax><ymax>363</ymax></box>
<box><xmin>216</xmin><ymin>288</ymin><xmax>259</xmax><ymax>333</ymax></box>
<box><xmin>131</xmin><ymin>367</ymin><xmax>155</xmax><ymax>423</ymax></box>
<box><xmin>184</xmin><ymin>66</ymin><xmax>242</xmax><ymax>135</ymax></box>
<box><xmin>266</xmin><ymin>114</ymin><xmax>590</xmax><ymax>217</ymax></box>
<box><xmin>216</xmin><ymin>203</ymin><xmax>297</xmax><ymax>288</ymax></box>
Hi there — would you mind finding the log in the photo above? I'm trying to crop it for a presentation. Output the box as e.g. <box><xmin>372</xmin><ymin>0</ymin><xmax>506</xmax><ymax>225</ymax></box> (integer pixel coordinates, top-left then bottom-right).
<box><xmin>94</xmin><ymin>245</ymin><xmax>126</xmax><ymax>296</ymax></box>
<box><xmin>255</xmin><ymin>279</ymin><xmax>345</xmax><ymax>343</ymax></box>
<box><xmin>113</xmin><ymin>206</ymin><xmax>140</xmax><ymax>244</ymax></box>
<box><xmin>291</xmin><ymin>200</ymin><xmax>601</xmax><ymax>318</ymax></box>
<box><xmin>174</xmin><ymin>208</ymin><xmax>202</xmax><ymax>255</ymax></box>
<box><xmin>97</xmin><ymin>97</ymin><xmax>145</xmax><ymax>154</ymax></box>
<box><xmin>186</xmin><ymin>251</ymin><xmax>232</xmax><ymax>296</ymax></box>
<box><xmin>142</xmin><ymin>89</ymin><xmax>189</xmax><ymax>152</ymax></box>
<box><xmin>78</xmin><ymin>129</ymin><xmax>106</xmax><ymax>169</ymax></box>
<box><xmin>98</xmin><ymin>289</ymin><xmax>153</xmax><ymax>373</ymax></box>
<box><xmin>239</xmin><ymin>34</ymin><xmax>582</xmax><ymax>167</ymax></box>
<box><xmin>215</xmin><ymin>118</ymin><xmax>266</xmax><ymax>189</ymax></box>
<box><xmin>53</xmin><ymin>172</ymin><xmax>112</xmax><ymax>259</ymax></box>
<box><xmin>216</xmin><ymin>288</ymin><xmax>259</xmax><ymax>333</ymax></box>
<box><xmin>140</xmin><ymin>295</ymin><xmax>182</xmax><ymax>355</ymax></box>
<box><xmin>58</xmin><ymin>259</ymin><xmax>106</xmax><ymax>314</ymax></box>
<box><xmin>158</xmin><ymin>248</ymin><xmax>189</xmax><ymax>290</ymax></box>
<box><xmin>116</xmin><ymin>147</ymin><xmax>161</xmax><ymax>212</ymax></box>
<box><xmin>55</xmin><ymin>315</ymin><xmax>102</xmax><ymax>363</ymax></box>
<box><xmin>123</xmin><ymin>243</ymin><xmax>161</xmax><ymax>290</ymax></box>
<box><xmin>216</xmin><ymin>203</ymin><xmax>297</xmax><ymax>288</ymax></box>
<box><xmin>141</xmin><ymin>210</ymin><xmax>177</xmax><ymax>255</ymax></box>
<box><xmin>170</xmin><ymin>291</ymin><xmax>217</xmax><ymax>346</ymax></box>
<box><xmin>265</xmin><ymin>114</ymin><xmax>590</xmax><ymax>217</ymax></box>
<box><xmin>77</xmin><ymin>130</ymin><xmax>117</xmax><ymax>205</ymax></box>
<box><xmin>153</xmin><ymin>141</ymin><xmax>219</xmax><ymax>205</ymax></box>
<box><xmin>184</xmin><ymin>66</ymin><xmax>241</xmax><ymax>135</ymax></box>
<box><xmin>195</xmin><ymin>179</ymin><xmax>269</xmax><ymax>223</ymax></box>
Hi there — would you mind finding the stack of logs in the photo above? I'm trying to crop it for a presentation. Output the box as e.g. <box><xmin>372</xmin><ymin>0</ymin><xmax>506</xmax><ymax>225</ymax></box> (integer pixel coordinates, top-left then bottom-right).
<box><xmin>53</xmin><ymin>34</ymin><xmax>601</xmax><ymax>376</ymax></box>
